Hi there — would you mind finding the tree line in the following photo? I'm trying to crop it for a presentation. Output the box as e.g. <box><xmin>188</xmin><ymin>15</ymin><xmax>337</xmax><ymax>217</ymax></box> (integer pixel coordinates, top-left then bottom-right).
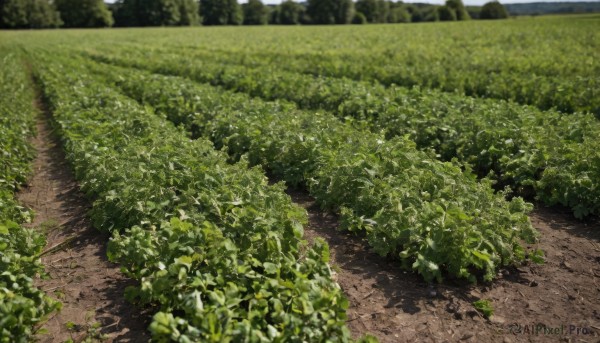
<box><xmin>0</xmin><ymin>0</ymin><xmax>509</xmax><ymax>29</ymax></box>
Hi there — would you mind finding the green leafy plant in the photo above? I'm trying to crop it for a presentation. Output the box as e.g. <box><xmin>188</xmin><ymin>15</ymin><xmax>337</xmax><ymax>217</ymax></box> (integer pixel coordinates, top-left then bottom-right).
<box><xmin>0</xmin><ymin>50</ymin><xmax>61</xmax><ymax>342</ymax></box>
<box><xmin>85</xmin><ymin>43</ymin><xmax>600</xmax><ymax>218</ymax></box>
<box><xmin>31</xmin><ymin>52</ymin><xmax>352</xmax><ymax>341</ymax></box>
<box><xmin>82</xmin><ymin>56</ymin><xmax>539</xmax><ymax>284</ymax></box>
<box><xmin>473</xmin><ymin>299</ymin><xmax>494</xmax><ymax>318</ymax></box>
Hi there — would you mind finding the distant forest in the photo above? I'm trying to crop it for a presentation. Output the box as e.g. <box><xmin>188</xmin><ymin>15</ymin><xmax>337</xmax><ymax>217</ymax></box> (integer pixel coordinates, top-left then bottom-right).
<box><xmin>0</xmin><ymin>0</ymin><xmax>599</xmax><ymax>29</ymax></box>
<box><xmin>504</xmin><ymin>2</ymin><xmax>600</xmax><ymax>16</ymax></box>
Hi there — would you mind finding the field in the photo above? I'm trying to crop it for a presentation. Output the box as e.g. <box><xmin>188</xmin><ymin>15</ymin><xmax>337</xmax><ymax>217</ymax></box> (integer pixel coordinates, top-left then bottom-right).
<box><xmin>1</xmin><ymin>14</ymin><xmax>599</xmax><ymax>342</ymax></box>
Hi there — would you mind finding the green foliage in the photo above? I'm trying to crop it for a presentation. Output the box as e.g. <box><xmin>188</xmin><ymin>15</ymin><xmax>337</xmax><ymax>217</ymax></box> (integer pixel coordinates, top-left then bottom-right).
<box><xmin>1</xmin><ymin>17</ymin><xmax>597</xmax><ymax>338</ymax></box>
<box><xmin>423</xmin><ymin>6</ymin><xmax>440</xmax><ymax>21</ymax></box>
<box><xmin>82</xmin><ymin>40</ymin><xmax>600</xmax><ymax>218</ymax></box>
<box><xmin>0</xmin><ymin>51</ymin><xmax>61</xmax><ymax>343</ymax></box>
<box><xmin>276</xmin><ymin>0</ymin><xmax>304</xmax><ymax>25</ymax></box>
<box><xmin>473</xmin><ymin>299</ymin><xmax>494</xmax><ymax>318</ymax></box>
<box><xmin>529</xmin><ymin>249</ymin><xmax>545</xmax><ymax>264</ymax></box>
<box><xmin>31</xmin><ymin>51</ymin><xmax>352</xmax><ymax>341</ymax></box>
<box><xmin>0</xmin><ymin>0</ymin><xmax>28</xmax><ymax>27</ymax></box>
<box><xmin>200</xmin><ymin>0</ymin><xmax>242</xmax><ymax>25</ymax></box>
<box><xmin>110</xmin><ymin>0</ymin><xmax>138</xmax><ymax>26</ymax></box>
<box><xmin>307</xmin><ymin>0</ymin><xmax>354</xmax><ymax>24</ymax></box>
<box><xmin>480</xmin><ymin>1</ymin><xmax>509</xmax><ymax>19</ymax></box>
<box><xmin>506</xmin><ymin>2</ymin><xmax>600</xmax><ymax>15</ymax></box>
<box><xmin>27</xmin><ymin>0</ymin><xmax>62</xmax><ymax>28</ymax></box>
<box><xmin>54</xmin><ymin>0</ymin><xmax>113</xmax><ymax>27</ymax></box>
<box><xmin>0</xmin><ymin>220</ymin><xmax>62</xmax><ymax>342</ymax></box>
<box><xmin>116</xmin><ymin>0</ymin><xmax>199</xmax><ymax>26</ymax></box>
<box><xmin>446</xmin><ymin>0</ymin><xmax>470</xmax><ymax>20</ymax></box>
<box><xmin>140</xmin><ymin>0</ymin><xmax>182</xmax><ymax>26</ymax></box>
<box><xmin>242</xmin><ymin>0</ymin><xmax>268</xmax><ymax>25</ymax></box>
<box><xmin>200</xmin><ymin>17</ymin><xmax>595</xmax><ymax>116</ymax></box>
<box><xmin>352</xmin><ymin>11</ymin><xmax>367</xmax><ymax>24</ymax></box>
<box><xmin>406</xmin><ymin>5</ymin><xmax>440</xmax><ymax>22</ymax></box>
<box><xmin>84</xmin><ymin>54</ymin><xmax>539</xmax><ymax>283</ymax></box>
<box><xmin>438</xmin><ymin>5</ymin><xmax>457</xmax><ymax>21</ymax></box>
<box><xmin>387</xmin><ymin>6</ymin><xmax>411</xmax><ymax>23</ymax></box>
<box><xmin>0</xmin><ymin>0</ymin><xmax>61</xmax><ymax>28</ymax></box>
<box><xmin>355</xmin><ymin>0</ymin><xmax>388</xmax><ymax>23</ymax></box>
<box><xmin>177</xmin><ymin>0</ymin><xmax>200</xmax><ymax>25</ymax></box>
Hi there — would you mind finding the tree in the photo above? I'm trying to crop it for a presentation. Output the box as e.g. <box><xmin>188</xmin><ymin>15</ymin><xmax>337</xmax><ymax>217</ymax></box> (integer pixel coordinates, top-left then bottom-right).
<box><xmin>178</xmin><ymin>0</ymin><xmax>200</xmax><ymax>25</ymax></box>
<box><xmin>243</xmin><ymin>0</ymin><xmax>268</xmax><ymax>25</ymax></box>
<box><xmin>27</xmin><ymin>0</ymin><xmax>62</xmax><ymax>28</ymax></box>
<box><xmin>307</xmin><ymin>0</ymin><xmax>354</xmax><ymax>24</ymax></box>
<box><xmin>355</xmin><ymin>0</ymin><xmax>388</xmax><ymax>23</ymax></box>
<box><xmin>269</xmin><ymin>4</ymin><xmax>280</xmax><ymax>24</ymax></box>
<box><xmin>277</xmin><ymin>0</ymin><xmax>303</xmax><ymax>25</ymax></box>
<box><xmin>480</xmin><ymin>1</ymin><xmax>509</xmax><ymax>19</ymax></box>
<box><xmin>112</xmin><ymin>0</ymin><xmax>198</xmax><ymax>27</ymax></box>
<box><xmin>0</xmin><ymin>0</ymin><xmax>61</xmax><ymax>28</ymax></box>
<box><xmin>55</xmin><ymin>0</ymin><xmax>113</xmax><ymax>27</ymax></box>
<box><xmin>387</xmin><ymin>6</ymin><xmax>411</xmax><ymax>23</ymax></box>
<box><xmin>405</xmin><ymin>4</ymin><xmax>421</xmax><ymax>22</ymax></box>
<box><xmin>437</xmin><ymin>5</ymin><xmax>456</xmax><ymax>21</ymax></box>
<box><xmin>337</xmin><ymin>0</ymin><xmax>355</xmax><ymax>24</ymax></box>
<box><xmin>1</xmin><ymin>0</ymin><xmax>28</xmax><ymax>28</ymax></box>
<box><xmin>405</xmin><ymin>4</ymin><xmax>439</xmax><ymax>22</ymax></box>
<box><xmin>110</xmin><ymin>0</ymin><xmax>139</xmax><ymax>26</ymax></box>
<box><xmin>139</xmin><ymin>0</ymin><xmax>181</xmax><ymax>26</ymax></box>
<box><xmin>201</xmin><ymin>0</ymin><xmax>242</xmax><ymax>25</ymax></box>
<box><xmin>351</xmin><ymin>11</ymin><xmax>366</xmax><ymax>24</ymax></box>
<box><xmin>446</xmin><ymin>0</ymin><xmax>470</xmax><ymax>20</ymax></box>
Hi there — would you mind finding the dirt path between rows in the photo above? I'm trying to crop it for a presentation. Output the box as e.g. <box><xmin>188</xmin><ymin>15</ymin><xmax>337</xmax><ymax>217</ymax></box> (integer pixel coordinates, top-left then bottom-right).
<box><xmin>288</xmin><ymin>189</ymin><xmax>600</xmax><ymax>343</ymax></box>
<box><xmin>16</xmin><ymin>100</ymin><xmax>150</xmax><ymax>342</ymax></box>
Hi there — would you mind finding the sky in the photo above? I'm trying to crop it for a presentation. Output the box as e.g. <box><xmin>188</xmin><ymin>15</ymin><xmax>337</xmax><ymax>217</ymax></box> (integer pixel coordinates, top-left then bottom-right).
<box><xmin>104</xmin><ymin>0</ymin><xmax>600</xmax><ymax>6</ymax></box>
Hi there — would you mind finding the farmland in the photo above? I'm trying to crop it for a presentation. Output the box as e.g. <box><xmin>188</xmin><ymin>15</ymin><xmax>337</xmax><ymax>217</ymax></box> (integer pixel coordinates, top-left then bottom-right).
<box><xmin>1</xmin><ymin>14</ymin><xmax>599</xmax><ymax>342</ymax></box>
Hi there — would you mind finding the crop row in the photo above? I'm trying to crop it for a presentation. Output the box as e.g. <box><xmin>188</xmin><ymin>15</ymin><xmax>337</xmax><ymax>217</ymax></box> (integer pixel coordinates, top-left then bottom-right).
<box><xmin>101</xmin><ymin>21</ymin><xmax>599</xmax><ymax>117</ymax></box>
<box><xmin>86</xmin><ymin>48</ymin><xmax>600</xmax><ymax>218</ymax></box>
<box><xmin>188</xmin><ymin>46</ymin><xmax>598</xmax><ymax>116</ymax></box>
<box><xmin>82</xmin><ymin>57</ymin><xmax>539</xmax><ymax>284</ymax></box>
<box><xmin>31</xmin><ymin>51</ymin><xmax>354</xmax><ymax>342</ymax></box>
<box><xmin>0</xmin><ymin>51</ymin><xmax>61</xmax><ymax>342</ymax></box>
<box><xmin>99</xmin><ymin>15</ymin><xmax>600</xmax><ymax>115</ymax></box>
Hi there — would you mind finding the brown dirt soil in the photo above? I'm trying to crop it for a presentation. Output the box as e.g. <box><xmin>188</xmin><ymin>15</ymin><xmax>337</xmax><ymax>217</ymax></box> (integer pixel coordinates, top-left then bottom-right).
<box><xmin>16</xmin><ymin>109</ymin><xmax>150</xmax><ymax>342</ymax></box>
<box><xmin>287</xmin><ymin>189</ymin><xmax>600</xmax><ymax>343</ymax></box>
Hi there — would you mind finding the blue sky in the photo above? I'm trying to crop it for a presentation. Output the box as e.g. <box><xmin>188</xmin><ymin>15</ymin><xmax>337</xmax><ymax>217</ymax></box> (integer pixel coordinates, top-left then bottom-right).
<box><xmin>105</xmin><ymin>0</ymin><xmax>599</xmax><ymax>6</ymax></box>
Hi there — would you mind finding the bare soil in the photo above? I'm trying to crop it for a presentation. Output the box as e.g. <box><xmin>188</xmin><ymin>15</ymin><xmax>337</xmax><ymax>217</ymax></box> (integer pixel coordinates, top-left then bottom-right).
<box><xmin>16</xmin><ymin>108</ymin><xmax>150</xmax><ymax>342</ymax></box>
<box><xmin>287</xmin><ymin>189</ymin><xmax>600</xmax><ymax>343</ymax></box>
